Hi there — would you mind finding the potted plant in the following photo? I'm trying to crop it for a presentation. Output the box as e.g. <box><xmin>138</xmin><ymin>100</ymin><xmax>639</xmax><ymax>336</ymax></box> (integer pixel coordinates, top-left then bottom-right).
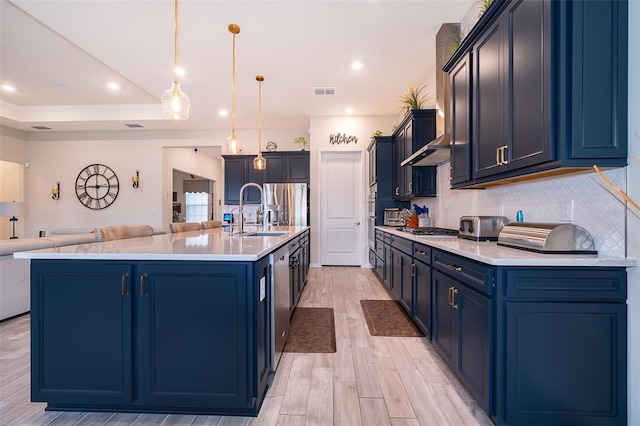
<box><xmin>294</xmin><ymin>136</ymin><xmax>308</xmax><ymax>151</ymax></box>
<box><xmin>399</xmin><ymin>84</ymin><xmax>431</xmax><ymax>114</ymax></box>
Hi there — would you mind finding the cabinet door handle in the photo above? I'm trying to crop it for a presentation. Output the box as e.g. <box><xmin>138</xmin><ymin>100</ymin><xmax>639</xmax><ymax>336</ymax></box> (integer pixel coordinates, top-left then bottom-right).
<box><xmin>412</xmin><ymin>263</ymin><xmax>416</xmax><ymax>277</ymax></box>
<box><xmin>447</xmin><ymin>264</ymin><xmax>462</xmax><ymax>272</ymax></box>
<box><xmin>140</xmin><ymin>273</ymin><xmax>149</xmax><ymax>296</ymax></box>
<box><xmin>395</xmin><ymin>187</ymin><xmax>400</xmax><ymax>196</ymax></box>
<box><xmin>451</xmin><ymin>288</ymin><xmax>459</xmax><ymax>309</ymax></box>
<box><xmin>496</xmin><ymin>147</ymin><xmax>501</xmax><ymax>166</ymax></box>
<box><xmin>121</xmin><ymin>273</ymin><xmax>129</xmax><ymax>296</ymax></box>
<box><xmin>448</xmin><ymin>286</ymin><xmax>454</xmax><ymax>307</ymax></box>
<box><xmin>408</xmin><ymin>182</ymin><xmax>412</xmax><ymax>192</ymax></box>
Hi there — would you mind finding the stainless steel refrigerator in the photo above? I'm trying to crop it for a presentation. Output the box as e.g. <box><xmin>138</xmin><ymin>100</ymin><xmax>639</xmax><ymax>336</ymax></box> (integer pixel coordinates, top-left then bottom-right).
<box><xmin>263</xmin><ymin>183</ymin><xmax>308</xmax><ymax>226</ymax></box>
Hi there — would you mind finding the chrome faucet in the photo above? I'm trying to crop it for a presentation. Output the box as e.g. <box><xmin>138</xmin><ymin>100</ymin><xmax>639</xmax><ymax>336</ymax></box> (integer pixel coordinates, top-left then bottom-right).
<box><xmin>238</xmin><ymin>183</ymin><xmax>264</xmax><ymax>234</ymax></box>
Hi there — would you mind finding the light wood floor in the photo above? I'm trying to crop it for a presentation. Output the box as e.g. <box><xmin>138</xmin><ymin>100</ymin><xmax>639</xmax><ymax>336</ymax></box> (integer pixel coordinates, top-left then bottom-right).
<box><xmin>0</xmin><ymin>266</ymin><xmax>493</xmax><ymax>426</ymax></box>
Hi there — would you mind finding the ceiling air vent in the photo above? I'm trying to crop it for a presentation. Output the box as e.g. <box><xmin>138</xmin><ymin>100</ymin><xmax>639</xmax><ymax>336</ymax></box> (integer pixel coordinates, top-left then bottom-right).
<box><xmin>313</xmin><ymin>87</ymin><xmax>336</xmax><ymax>95</ymax></box>
<box><xmin>124</xmin><ymin>123</ymin><xmax>144</xmax><ymax>128</ymax></box>
<box><xmin>31</xmin><ymin>125</ymin><xmax>51</xmax><ymax>130</ymax></box>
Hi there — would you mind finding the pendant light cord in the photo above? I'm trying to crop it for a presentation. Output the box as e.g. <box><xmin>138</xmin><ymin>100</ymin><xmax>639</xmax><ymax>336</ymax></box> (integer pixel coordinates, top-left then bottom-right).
<box><xmin>173</xmin><ymin>0</ymin><xmax>179</xmax><ymax>85</ymax></box>
<box><xmin>257</xmin><ymin>75</ymin><xmax>263</xmax><ymax>152</ymax></box>
<box><xmin>229</xmin><ymin>24</ymin><xmax>240</xmax><ymax>138</ymax></box>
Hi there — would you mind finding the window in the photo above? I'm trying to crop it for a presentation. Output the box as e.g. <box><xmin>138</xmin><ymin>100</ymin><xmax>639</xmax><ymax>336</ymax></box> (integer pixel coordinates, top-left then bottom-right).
<box><xmin>185</xmin><ymin>192</ymin><xmax>209</xmax><ymax>223</ymax></box>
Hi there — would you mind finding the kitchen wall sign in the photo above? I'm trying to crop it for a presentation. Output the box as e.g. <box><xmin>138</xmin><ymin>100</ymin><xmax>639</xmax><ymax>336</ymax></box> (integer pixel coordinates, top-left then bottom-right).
<box><xmin>329</xmin><ymin>133</ymin><xmax>358</xmax><ymax>145</ymax></box>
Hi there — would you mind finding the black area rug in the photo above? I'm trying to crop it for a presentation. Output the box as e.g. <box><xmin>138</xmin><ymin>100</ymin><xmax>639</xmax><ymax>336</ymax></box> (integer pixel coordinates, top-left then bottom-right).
<box><xmin>284</xmin><ymin>307</ymin><xmax>336</xmax><ymax>353</ymax></box>
<box><xmin>360</xmin><ymin>300</ymin><xmax>424</xmax><ymax>337</ymax></box>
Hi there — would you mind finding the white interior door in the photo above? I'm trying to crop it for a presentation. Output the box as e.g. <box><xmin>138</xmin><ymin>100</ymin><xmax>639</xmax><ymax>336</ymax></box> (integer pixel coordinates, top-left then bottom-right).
<box><xmin>319</xmin><ymin>151</ymin><xmax>363</xmax><ymax>266</ymax></box>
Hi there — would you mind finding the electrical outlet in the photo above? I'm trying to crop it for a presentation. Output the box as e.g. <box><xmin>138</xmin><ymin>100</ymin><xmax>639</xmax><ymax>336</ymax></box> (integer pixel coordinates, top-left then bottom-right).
<box><xmin>560</xmin><ymin>200</ymin><xmax>573</xmax><ymax>221</ymax></box>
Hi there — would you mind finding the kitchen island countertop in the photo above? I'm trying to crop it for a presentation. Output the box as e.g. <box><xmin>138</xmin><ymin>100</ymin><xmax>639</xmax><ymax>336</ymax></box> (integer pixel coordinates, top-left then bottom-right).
<box><xmin>14</xmin><ymin>225</ymin><xmax>308</xmax><ymax>262</ymax></box>
<box><xmin>378</xmin><ymin>226</ymin><xmax>636</xmax><ymax>267</ymax></box>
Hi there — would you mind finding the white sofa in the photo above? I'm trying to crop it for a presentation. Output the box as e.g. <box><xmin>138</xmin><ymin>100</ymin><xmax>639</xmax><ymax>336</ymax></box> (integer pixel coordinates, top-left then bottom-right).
<box><xmin>0</xmin><ymin>228</ymin><xmax>166</xmax><ymax>321</ymax></box>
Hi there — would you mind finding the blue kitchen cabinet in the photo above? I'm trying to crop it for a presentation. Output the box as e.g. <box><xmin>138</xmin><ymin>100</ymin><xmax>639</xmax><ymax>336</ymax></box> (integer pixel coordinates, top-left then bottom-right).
<box><xmin>136</xmin><ymin>262</ymin><xmax>253</xmax><ymax>409</ymax></box>
<box><xmin>496</xmin><ymin>267</ymin><xmax>627</xmax><ymax>426</ymax></box>
<box><xmin>412</xmin><ymin>242</ymin><xmax>431</xmax><ymax>338</ymax></box>
<box><xmin>383</xmin><ymin>236</ymin><xmax>392</xmax><ymax>290</ymax></box>
<box><xmin>223</xmin><ymin>155</ymin><xmax>264</xmax><ymax>205</ymax></box>
<box><xmin>431</xmin><ymin>264</ymin><xmax>493</xmax><ymax>416</ymax></box>
<box><xmin>390</xmin><ymin>235</ymin><xmax>413</xmax><ymax>311</ymax></box>
<box><xmin>392</xmin><ymin>110</ymin><xmax>438</xmax><ymax>200</ymax></box>
<box><xmin>30</xmin><ymin>258</ymin><xmax>271</xmax><ymax>416</ymax></box>
<box><xmin>262</xmin><ymin>151</ymin><xmax>310</xmax><ymax>183</ymax></box>
<box><xmin>472</xmin><ymin>0</ymin><xmax>552</xmax><ymax>180</ymax></box>
<box><xmin>289</xmin><ymin>231</ymin><xmax>310</xmax><ymax>315</ymax></box>
<box><xmin>445</xmin><ymin>0</ymin><xmax>628</xmax><ymax>188</ymax></box>
<box><xmin>412</xmin><ymin>243</ymin><xmax>431</xmax><ymax>338</ymax></box>
<box><xmin>31</xmin><ymin>261</ymin><xmax>134</xmax><ymax>406</ymax></box>
<box><xmin>449</xmin><ymin>51</ymin><xmax>472</xmax><ymax>186</ymax></box>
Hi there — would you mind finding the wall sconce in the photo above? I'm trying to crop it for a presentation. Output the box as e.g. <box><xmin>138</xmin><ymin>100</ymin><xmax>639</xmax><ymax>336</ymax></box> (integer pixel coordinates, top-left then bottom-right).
<box><xmin>132</xmin><ymin>170</ymin><xmax>140</xmax><ymax>188</ymax></box>
<box><xmin>51</xmin><ymin>182</ymin><xmax>60</xmax><ymax>200</ymax></box>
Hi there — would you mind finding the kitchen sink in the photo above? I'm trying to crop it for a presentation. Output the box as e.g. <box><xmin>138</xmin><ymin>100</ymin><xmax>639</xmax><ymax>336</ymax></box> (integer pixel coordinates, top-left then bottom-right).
<box><xmin>243</xmin><ymin>231</ymin><xmax>287</xmax><ymax>237</ymax></box>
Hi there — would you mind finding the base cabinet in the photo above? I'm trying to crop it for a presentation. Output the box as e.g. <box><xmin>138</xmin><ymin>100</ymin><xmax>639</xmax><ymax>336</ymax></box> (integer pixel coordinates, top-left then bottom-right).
<box><xmin>31</xmin><ymin>259</ymin><xmax>270</xmax><ymax>415</ymax></box>
<box><xmin>370</xmin><ymin>230</ymin><xmax>628</xmax><ymax>425</ymax></box>
<box><xmin>432</xmin><ymin>269</ymin><xmax>492</xmax><ymax>414</ymax></box>
<box><xmin>496</xmin><ymin>267</ymin><xmax>627</xmax><ymax>426</ymax></box>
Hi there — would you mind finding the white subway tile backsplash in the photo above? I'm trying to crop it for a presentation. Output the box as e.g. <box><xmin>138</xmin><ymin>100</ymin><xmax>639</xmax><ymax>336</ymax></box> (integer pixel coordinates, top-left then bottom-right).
<box><xmin>413</xmin><ymin>165</ymin><xmax>628</xmax><ymax>257</ymax></box>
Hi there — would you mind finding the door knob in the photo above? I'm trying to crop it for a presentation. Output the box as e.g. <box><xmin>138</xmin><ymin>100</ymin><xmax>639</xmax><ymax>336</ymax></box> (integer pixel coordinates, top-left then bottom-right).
<box><xmin>355</xmin><ymin>222</ymin><xmax>360</xmax><ymax>226</ymax></box>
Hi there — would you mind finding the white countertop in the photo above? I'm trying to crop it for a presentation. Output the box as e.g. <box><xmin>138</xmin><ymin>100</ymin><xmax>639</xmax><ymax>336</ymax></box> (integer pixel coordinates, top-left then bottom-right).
<box><xmin>13</xmin><ymin>226</ymin><xmax>308</xmax><ymax>262</ymax></box>
<box><xmin>378</xmin><ymin>226</ymin><xmax>636</xmax><ymax>267</ymax></box>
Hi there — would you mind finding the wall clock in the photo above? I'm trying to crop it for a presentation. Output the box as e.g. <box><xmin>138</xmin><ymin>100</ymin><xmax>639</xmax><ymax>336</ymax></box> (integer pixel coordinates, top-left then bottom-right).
<box><xmin>75</xmin><ymin>163</ymin><xmax>119</xmax><ymax>210</ymax></box>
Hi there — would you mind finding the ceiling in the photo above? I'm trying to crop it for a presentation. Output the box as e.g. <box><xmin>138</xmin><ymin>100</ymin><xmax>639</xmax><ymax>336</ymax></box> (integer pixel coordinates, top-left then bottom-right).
<box><xmin>0</xmin><ymin>0</ymin><xmax>476</xmax><ymax>134</ymax></box>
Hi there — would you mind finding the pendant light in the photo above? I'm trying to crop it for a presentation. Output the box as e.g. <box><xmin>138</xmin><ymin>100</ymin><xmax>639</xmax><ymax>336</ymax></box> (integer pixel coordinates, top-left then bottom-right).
<box><xmin>161</xmin><ymin>0</ymin><xmax>190</xmax><ymax>120</ymax></box>
<box><xmin>253</xmin><ymin>75</ymin><xmax>266</xmax><ymax>170</ymax></box>
<box><xmin>227</xmin><ymin>23</ymin><xmax>242</xmax><ymax>154</ymax></box>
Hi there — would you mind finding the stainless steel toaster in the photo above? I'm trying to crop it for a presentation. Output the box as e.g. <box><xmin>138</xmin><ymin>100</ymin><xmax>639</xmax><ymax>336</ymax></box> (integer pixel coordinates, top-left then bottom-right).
<box><xmin>459</xmin><ymin>215</ymin><xmax>510</xmax><ymax>241</ymax></box>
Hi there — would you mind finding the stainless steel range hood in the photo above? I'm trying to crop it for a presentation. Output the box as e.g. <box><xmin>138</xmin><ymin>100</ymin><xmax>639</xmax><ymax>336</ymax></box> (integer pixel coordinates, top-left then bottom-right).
<box><xmin>401</xmin><ymin>132</ymin><xmax>451</xmax><ymax>166</ymax></box>
<box><xmin>402</xmin><ymin>23</ymin><xmax>458</xmax><ymax>167</ymax></box>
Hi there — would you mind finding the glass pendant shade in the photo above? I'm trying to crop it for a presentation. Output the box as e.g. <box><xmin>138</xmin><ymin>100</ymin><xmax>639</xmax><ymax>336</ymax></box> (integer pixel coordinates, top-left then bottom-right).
<box><xmin>253</xmin><ymin>155</ymin><xmax>266</xmax><ymax>170</ymax></box>
<box><xmin>227</xmin><ymin>131</ymin><xmax>241</xmax><ymax>154</ymax></box>
<box><xmin>161</xmin><ymin>81</ymin><xmax>190</xmax><ymax>120</ymax></box>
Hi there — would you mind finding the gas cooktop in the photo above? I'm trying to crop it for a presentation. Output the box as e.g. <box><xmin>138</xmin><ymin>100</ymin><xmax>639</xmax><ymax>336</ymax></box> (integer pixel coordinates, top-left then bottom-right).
<box><xmin>398</xmin><ymin>227</ymin><xmax>459</xmax><ymax>237</ymax></box>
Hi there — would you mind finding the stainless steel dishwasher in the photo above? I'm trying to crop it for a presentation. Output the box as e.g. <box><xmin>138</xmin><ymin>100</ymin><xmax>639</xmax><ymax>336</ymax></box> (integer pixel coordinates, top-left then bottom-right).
<box><xmin>270</xmin><ymin>244</ymin><xmax>290</xmax><ymax>372</ymax></box>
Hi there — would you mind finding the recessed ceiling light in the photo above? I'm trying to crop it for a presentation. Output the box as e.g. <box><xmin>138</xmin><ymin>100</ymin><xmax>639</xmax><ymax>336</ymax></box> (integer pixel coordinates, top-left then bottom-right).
<box><xmin>107</xmin><ymin>82</ymin><xmax>120</xmax><ymax>90</ymax></box>
<box><xmin>175</xmin><ymin>67</ymin><xmax>186</xmax><ymax>76</ymax></box>
<box><xmin>1</xmin><ymin>84</ymin><xmax>16</xmax><ymax>92</ymax></box>
<box><xmin>345</xmin><ymin>107</ymin><xmax>354</xmax><ymax>114</ymax></box>
<box><xmin>351</xmin><ymin>61</ymin><xmax>363</xmax><ymax>71</ymax></box>
<box><xmin>219</xmin><ymin>109</ymin><xmax>228</xmax><ymax>117</ymax></box>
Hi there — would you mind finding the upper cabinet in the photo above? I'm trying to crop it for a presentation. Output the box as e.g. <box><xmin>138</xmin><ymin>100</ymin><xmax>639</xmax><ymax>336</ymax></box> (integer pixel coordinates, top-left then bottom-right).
<box><xmin>392</xmin><ymin>110</ymin><xmax>438</xmax><ymax>199</ymax></box>
<box><xmin>222</xmin><ymin>155</ymin><xmax>264</xmax><ymax>205</ymax></box>
<box><xmin>262</xmin><ymin>151</ymin><xmax>310</xmax><ymax>183</ymax></box>
<box><xmin>444</xmin><ymin>0</ymin><xmax>628</xmax><ymax>189</ymax></box>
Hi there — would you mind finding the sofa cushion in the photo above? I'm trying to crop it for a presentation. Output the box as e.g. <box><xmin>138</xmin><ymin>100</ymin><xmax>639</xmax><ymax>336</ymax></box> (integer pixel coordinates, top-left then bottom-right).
<box><xmin>0</xmin><ymin>238</ymin><xmax>55</xmax><ymax>256</ymax></box>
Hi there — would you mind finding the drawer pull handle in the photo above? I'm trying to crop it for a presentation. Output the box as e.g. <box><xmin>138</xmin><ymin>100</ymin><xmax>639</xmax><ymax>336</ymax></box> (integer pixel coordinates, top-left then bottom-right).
<box><xmin>451</xmin><ymin>288</ymin><xmax>459</xmax><ymax>309</ymax></box>
<box><xmin>447</xmin><ymin>264</ymin><xmax>462</xmax><ymax>272</ymax></box>
<box><xmin>140</xmin><ymin>273</ymin><xmax>148</xmax><ymax>296</ymax></box>
<box><xmin>415</xmin><ymin>250</ymin><xmax>427</xmax><ymax>256</ymax></box>
<box><xmin>121</xmin><ymin>273</ymin><xmax>129</xmax><ymax>296</ymax></box>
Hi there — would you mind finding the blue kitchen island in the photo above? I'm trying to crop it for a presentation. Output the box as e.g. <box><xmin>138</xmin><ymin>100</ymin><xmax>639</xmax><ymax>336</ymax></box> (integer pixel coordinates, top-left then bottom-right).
<box><xmin>14</xmin><ymin>226</ymin><xmax>309</xmax><ymax>417</ymax></box>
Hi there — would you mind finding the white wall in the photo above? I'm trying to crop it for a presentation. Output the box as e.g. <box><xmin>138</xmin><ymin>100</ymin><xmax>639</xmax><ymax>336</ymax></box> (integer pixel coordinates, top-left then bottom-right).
<box><xmin>0</xmin><ymin>127</ymin><xmax>307</xmax><ymax>236</ymax></box>
<box><xmin>309</xmin><ymin>115</ymin><xmax>397</xmax><ymax>266</ymax></box>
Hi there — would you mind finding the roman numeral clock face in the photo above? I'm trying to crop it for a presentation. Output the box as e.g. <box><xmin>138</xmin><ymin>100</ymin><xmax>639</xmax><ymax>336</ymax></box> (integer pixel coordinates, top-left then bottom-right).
<box><xmin>75</xmin><ymin>164</ymin><xmax>120</xmax><ymax>210</ymax></box>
